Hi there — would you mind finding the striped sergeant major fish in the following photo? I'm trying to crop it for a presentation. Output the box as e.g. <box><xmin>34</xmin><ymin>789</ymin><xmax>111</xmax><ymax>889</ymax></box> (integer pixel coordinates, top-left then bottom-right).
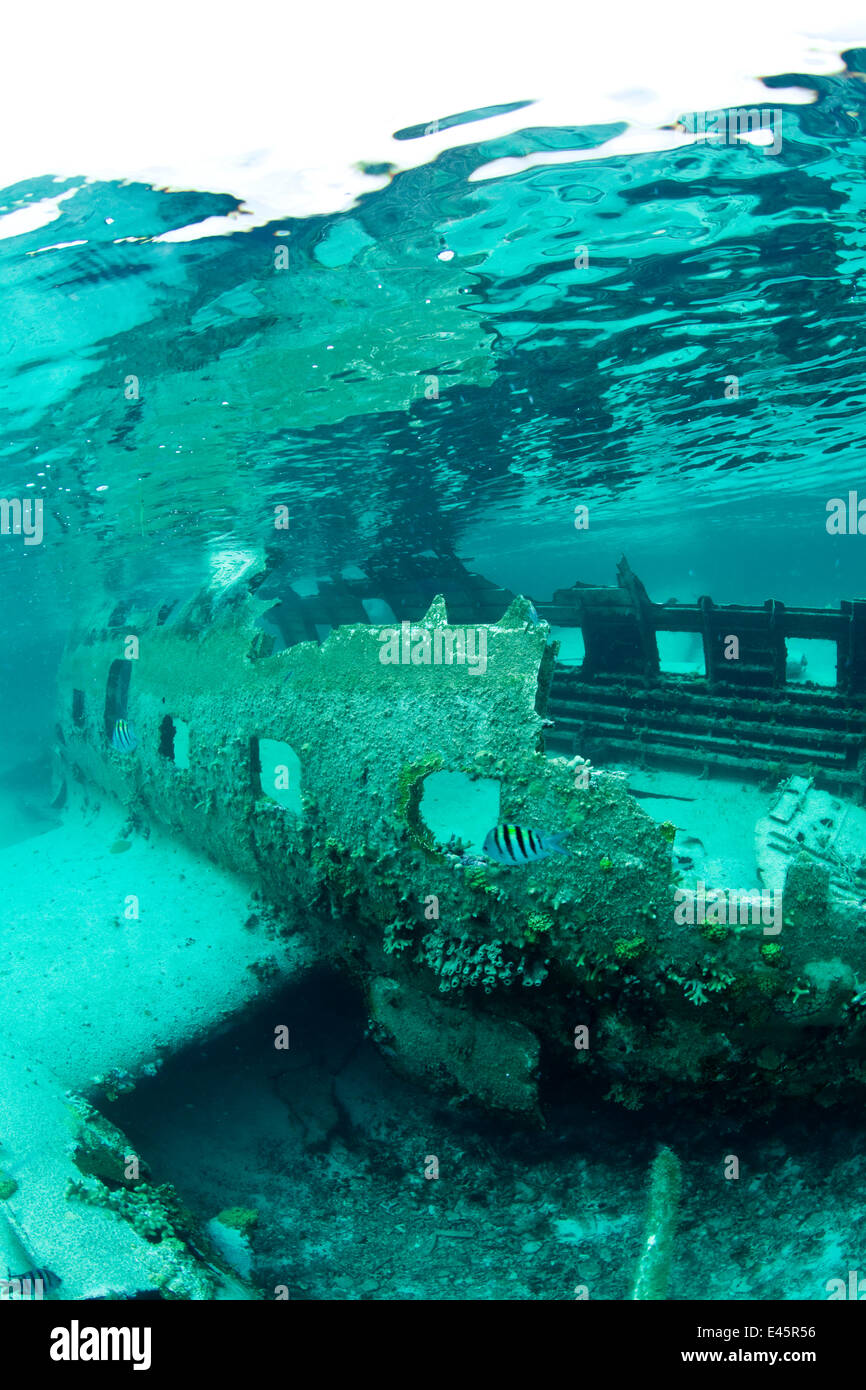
<box><xmin>482</xmin><ymin>824</ymin><xmax>570</xmax><ymax>866</ymax></box>
<box><xmin>111</xmin><ymin>719</ymin><xmax>137</xmax><ymax>753</ymax></box>
<box><xmin>2</xmin><ymin>1266</ymin><xmax>61</xmax><ymax>1299</ymax></box>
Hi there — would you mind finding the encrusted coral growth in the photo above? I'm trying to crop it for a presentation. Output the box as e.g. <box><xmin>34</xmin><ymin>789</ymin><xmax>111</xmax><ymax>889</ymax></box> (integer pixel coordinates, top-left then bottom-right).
<box><xmin>632</xmin><ymin>1147</ymin><xmax>682</xmax><ymax>1300</ymax></box>
<box><xmin>614</xmin><ymin>936</ymin><xmax>647</xmax><ymax>963</ymax></box>
<box><xmin>0</xmin><ymin>1171</ymin><xmax>18</xmax><ymax>1200</ymax></box>
<box><xmin>396</xmin><ymin>756</ymin><xmax>444</xmax><ymax>852</ymax></box>
<box><xmin>66</xmin><ymin>1093</ymin><xmax>151</xmax><ymax>1186</ymax></box>
<box><xmin>67</xmin><ymin>1176</ymin><xmax>196</xmax><ymax>1246</ymax></box>
<box><xmin>88</xmin><ymin>1067</ymin><xmax>137</xmax><ymax>1102</ymax></box>
<box><xmin>417</xmin><ymin>927</ymin><xmax>548</xmax><ymax>993</ymax></box>
<box><xmin>215</xmin><ymin>1207</ymin><xmax>259</xmax><ymax>1235</ymax></box>
<box><xmin>65</xmin><ymin>1174</ymin><xmax>232</xmax><ymax>1299</ymax></box>
<box><xmin>524</xmin><ymin>911</ymin><xmax>553</xmax><ymax>944</ymax></box>
<box><xmin>383</xmin><ymin>918</ymin><xmax>416</xmax><ymax>955</ymax></box>
<box><xmin>461</xmin><ymin>865</ymin><xmax>500</xmax><ymax>895</ymax></box>
<box><xmin>367</xmin><ymin>976</ymin><xmax>541</xmax><ymax>1113</ymax></box>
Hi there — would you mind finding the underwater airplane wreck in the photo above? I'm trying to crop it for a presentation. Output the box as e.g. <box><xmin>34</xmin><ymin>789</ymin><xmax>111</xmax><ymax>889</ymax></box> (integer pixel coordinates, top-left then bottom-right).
<box><xmin>2</xmin><ymin>553</ymin><xmax>866</xmax><ymax>1299</ymax></box>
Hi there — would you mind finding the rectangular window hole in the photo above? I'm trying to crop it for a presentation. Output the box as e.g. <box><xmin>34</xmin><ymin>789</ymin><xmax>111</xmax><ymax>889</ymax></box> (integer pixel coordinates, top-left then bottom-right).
<box><xmin>104</xmin><ymin>660</ymin><xmax>132</xmax><ymax>741</ymax></box>
<box><xmin>786</xmin><ymin>639</ymin><xmax>837</xmax><ymax>688</ymax></box>
<box><xmin>549</xmin><ymin>626</ymin><xmax>585</xmax><ymax>667</ymax></box>
<box><xmin>257</xmin><ymin>738</ymin><xmax>302</xmax><ymax>814</ymax></box>
<box><xmin>249</xmin><ymin>736</ymin><xmax>262</xmax><ymax>789</ymax></box>
<box><xmin>656</xmin><ymin>630</ymin><xmax>705</xmax><ymax>676</ymax></box>
<box><xmin>159</xmin><ymin>715</ymin><xmax>190</xmax><ymax>769</ymax></box>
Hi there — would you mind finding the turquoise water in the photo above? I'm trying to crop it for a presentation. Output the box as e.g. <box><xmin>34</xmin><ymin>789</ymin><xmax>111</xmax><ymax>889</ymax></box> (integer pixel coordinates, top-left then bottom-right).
<box><xmin>2</xmin><ymin>49</ymin><xmax>866</xmax><ymax>1304</ymax></box>
<box><xmin>4</xmin><ymin>75</ymin><xmax>866</xmax><ymax>740</ymax></box>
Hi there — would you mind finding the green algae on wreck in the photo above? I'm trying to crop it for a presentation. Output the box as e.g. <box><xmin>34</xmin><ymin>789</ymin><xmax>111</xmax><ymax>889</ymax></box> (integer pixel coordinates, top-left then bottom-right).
<box><xmin>53</xmin><ymin>577</ymin><xmax>866</xmax><ymax>1120</ymax></box>
<box><xmin>0</xmin><ymin>1173</ymin><xmax>19</xmax><ymax>1201</ymax></box>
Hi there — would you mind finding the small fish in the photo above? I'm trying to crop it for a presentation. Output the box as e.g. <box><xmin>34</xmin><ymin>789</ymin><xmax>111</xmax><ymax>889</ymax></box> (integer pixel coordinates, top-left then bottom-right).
<box><xmin>679</xmin><ymin>834</ymin><xmax>705</xmax><ymax>851</ymax></box>
<box><xmin>4</xmin><ymin>1265</ymin><xmax>61</xmax><ymax>1295</ymax></box>
<box><xmin>483</xmin><ymin>824</ymin><xmax>569</xmax><ymax>866</ymax></box>
<box><xmin>111</xmin><ymin>719</ymin><xmax>137</xmax><ymax>753</ymax></box>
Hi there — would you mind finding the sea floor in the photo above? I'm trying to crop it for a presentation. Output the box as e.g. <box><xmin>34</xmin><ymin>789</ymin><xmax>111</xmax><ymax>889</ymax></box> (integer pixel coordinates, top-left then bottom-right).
<box><xmin>0</xmin><ymin>786</ymin><xmax>308</xmax><ymax>1298</ymax></box>
<box><xmin>1</xmin><ymin>762</ymin><xmax>863</xmax><ymax>1300</ymax></box>
<box><xmin>612</xmin><ymin>763</ymin><xmax>770</xmax><ymax>889</ymax></box>
<box><xmin>111</xmin><ymin>967</ymin><xmax>865</xmax><ymax>1301</ymax></box>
